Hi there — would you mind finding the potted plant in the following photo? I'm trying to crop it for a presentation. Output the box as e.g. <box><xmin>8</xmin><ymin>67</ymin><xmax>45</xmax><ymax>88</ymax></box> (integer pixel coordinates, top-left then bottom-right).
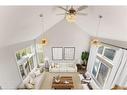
<box><xmin>16</xmin><ymin>52</ymin><xmax>21</xmax><ymax>60</ymax></box>
<box><xmin>81</xmin><ymin>51</ymin><xmax>89</xmax><ymax>66</ymax></box>
<box><xmin>22</xmin><ymin>49</ymin><xmax>26</xmax><ymax>56</ymax></box>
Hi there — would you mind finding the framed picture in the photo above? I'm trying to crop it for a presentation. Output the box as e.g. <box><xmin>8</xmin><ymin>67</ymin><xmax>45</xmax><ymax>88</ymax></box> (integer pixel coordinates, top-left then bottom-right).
<box><xmin>52</xmin><ymin>47</ymin><xmax>63</xmax><ymax>60</ymax></box>
<box><xmin>64</xmin><ymin>47</ymin><xmax>75</xmax><ymax>60</ymax></box>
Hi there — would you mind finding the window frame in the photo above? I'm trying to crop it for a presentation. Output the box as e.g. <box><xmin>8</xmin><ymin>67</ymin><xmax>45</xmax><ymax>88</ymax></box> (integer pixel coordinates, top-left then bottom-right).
<box><xmin>64</xmin><ymin>47</ymin><xmax>75</xmax><ymax>60</ymax></box>
<box><xmin>52</xmin><ymin>47</ymin><xmax>63</xmax><ymax>60</ymax></box>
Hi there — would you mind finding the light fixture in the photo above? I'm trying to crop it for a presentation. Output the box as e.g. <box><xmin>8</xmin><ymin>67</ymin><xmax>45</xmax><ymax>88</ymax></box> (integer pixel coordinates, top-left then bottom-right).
<box><xmin>40</xmin><ymin>14</ymin><xmax>48</xmax><ymax>46</ymax></box>
<box><xmin>42</xmin><ymin>38</ymin><xmax>48</xmax><ymax>46</ymax></box>
<box><xmin>65</xmin><ymin>6</ymin><xmax>77</xmax><ymax>23</ymax></box>
<box><xmin>91</xmin><ymin>15</ymin><xmax>103</xmax><ymax>47</ymax></box>
<box><xmin>66</xmin><ymin>14</ymin><xmax>76</xmax><ymax>23</ymax></box>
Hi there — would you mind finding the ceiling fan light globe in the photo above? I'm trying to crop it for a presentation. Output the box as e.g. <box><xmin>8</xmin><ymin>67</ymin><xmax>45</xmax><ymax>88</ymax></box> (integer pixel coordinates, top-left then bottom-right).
<box><xmin>66</xmin><ymin>14</ymin><xmax>76</xmax><ymax>23</ymax></box>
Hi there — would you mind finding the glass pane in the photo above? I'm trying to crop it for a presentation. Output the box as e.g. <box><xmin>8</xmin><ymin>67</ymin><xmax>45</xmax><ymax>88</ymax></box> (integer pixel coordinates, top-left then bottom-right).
<box><xmin>104</xmin><ymin>48</ymin><xmax>116</xmax><ymax>60</ymax></box>
<box><xmin>97</xmin><ymin>46</ymin><xmax>104</xmax><ymax>55</ymax></box>
<box><xmin>29</xmin><ymin>57</ymin><xmax>34</xmax><ymax>70</ymax></box>
<box><xmin>36</xmin><ymin>44</ymin><xmax>44</xmax><ymax>64</ymax></box>
<box><xmin>52</xmin><ymin>47</ymin><xmax>63</xmax><ymax>60</ymax></box>
<box><xmin>26</xmin><ymin>47</ymin><xmax>32</xmax><ymax>54</ymax></box>
<box><xmin>97</xmin><ymin>63</ymin><xmax>109</xmax><ymax>86</ymax></box>
<box><xmin>16</xmin><ymin>52</ymin><xmax>21</xmax><ymax>61</ymax></box>
<box><xmin>25</xmin><ymin>62</ymin><xmax>30</xmax><ymax>75</ymax></box>
<box><xmin>36</xmin><ymin>44</ymin><xmax>43</xmax><ymax>52</ymax></box>
<box><xmin>19</xmin><ymin>65</ymin><xmax>26</xmax><ymax>79</ymax></box>
<box><xmin>38</xmin><ymin>52</ymin><xmax>44</xmax><ymax>63</ymax></box>
<box><xmin>16</xmin><ymin>46</ymin><xmax>32</xmax><ymax>61</ymax></box>
<box><xmin>64</xmin><ymin>47</ymin><xmax>75</xmax><ymax>60</ymax></box>
<box><xmin>92</xmin><ymin>58</ymin><xmax>100</xmax><ymax>77</ymax></box>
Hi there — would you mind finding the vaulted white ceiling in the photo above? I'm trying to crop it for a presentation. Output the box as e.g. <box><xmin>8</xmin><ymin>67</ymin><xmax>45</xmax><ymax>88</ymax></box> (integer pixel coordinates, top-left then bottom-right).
<box><xmin>0</xmin><ymin>6</ymin><xmax>127</xmax><ymax>47</ymax></box>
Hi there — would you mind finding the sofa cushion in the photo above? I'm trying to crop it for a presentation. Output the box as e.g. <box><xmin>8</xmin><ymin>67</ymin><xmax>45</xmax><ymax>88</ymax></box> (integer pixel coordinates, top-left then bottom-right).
<box><xmin>18</xmin><ymin>71</ymin><xmax>46</xmax><ymax>89</ymax></box>
<box><xmin>66</xmin><ymin>67</ymin><xmax>76</xmax><ymax>72</ymax></box>
<box><xmin>49</xmin><ymin>62</ymin><xmax>77</xmax><ymax>72</ymax></box>
<box><xmin>24</xmin><ymin>83</ymin><xmax>35</xmax><ymax>89</ymax></box>
<box><xmin>34</xmin><ymin>71</ymin><xmax>45</xmax><ymax>89</ymax></box>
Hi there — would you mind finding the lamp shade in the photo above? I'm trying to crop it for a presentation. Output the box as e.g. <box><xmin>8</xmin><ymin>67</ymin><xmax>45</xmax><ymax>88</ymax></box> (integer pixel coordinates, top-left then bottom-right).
<box><xmin>90</xmin><ymin>38</ymin><xmax>101</xmax><ymax>47</ymax></box>
<box><xmin>42</xmin><ymin>39</ymin><xmax>48</xmax><ymax>45</ymax></box>
<box><xmin>66</xmin><ymin>14</ymin><xmax>76</xmax><ymax>23</ymax></box>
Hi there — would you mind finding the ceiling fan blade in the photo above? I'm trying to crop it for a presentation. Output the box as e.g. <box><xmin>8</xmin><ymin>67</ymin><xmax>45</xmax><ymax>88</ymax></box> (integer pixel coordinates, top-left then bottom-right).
<box><xmin>77</xmin><ymin>6</ymin><xmax>88</xmax><ymax>12</ymax></box>
<box><xmin>77</xmin><ymin>13</ymin><xmax>88</xmax><ymax>15</ymax></box>
<box><xmin>66</xmin><ymin>6</ymin><xmax>69</xmax><ymax>10</ymax></box>
<box><xmin>57</xmin><ymin>6</ymin><xmax>68</xmax><ymax>12</ymax></box>
<box><xmin>56</xmin><ymin>13</ymin><xmax>65</xmax><ymax>15</ymax></box>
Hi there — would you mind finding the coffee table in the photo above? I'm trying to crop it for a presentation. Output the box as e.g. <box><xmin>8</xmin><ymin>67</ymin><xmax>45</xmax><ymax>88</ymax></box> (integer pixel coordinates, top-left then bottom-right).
<box><xmin>52</xmin><ymin>76</ymin><xmax>74</xmax><ymax>89</ymax></box>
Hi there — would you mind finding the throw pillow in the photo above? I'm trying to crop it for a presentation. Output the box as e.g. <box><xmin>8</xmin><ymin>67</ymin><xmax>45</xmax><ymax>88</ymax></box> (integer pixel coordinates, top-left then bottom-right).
<box><xmin>29</xmin><ymin>77</ymin><xmax>35</xmax><ymax>85</ymax></box>
<box><xmin>24</xmin><ymin>83</ymin><xmax>34</xmax><ymax>89</ymax></box>
<box><xmin>34</xmin><ymin>70</ymin><xmax>41</xmax><ymax>77</ymax></box>
<box><xmin>51</xmin><ymin>62</ymin><xmax>55</xmax><ymax>68</ymax></box>
<box><xmin>29</xmin><ymin>73</ymin><xmax>36</xmax><ymax>79</ymax></box>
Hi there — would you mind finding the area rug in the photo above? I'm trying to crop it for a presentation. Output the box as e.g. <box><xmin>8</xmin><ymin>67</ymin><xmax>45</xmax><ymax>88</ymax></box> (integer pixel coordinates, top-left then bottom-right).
<box><xmin>40</xmin><ymin>72</ymin><xmax>83</xmax><ymax>89</ymax></box>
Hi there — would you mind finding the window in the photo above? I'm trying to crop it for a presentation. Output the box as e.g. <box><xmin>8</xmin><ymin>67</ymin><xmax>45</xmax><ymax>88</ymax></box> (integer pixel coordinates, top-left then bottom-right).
<box><xmin>36</xmin><ymin>44</ymin><xmax>44</xmax><ymax>64</ymax></box>
<box><xmin>97</xmin><ymin>45</ymin><xmax>117</xmax><ymax>62</ymax></box>
<box><xmin>52</xmin><ymin>47</ymin><xmax>75</xmax><ymax>60</ymax></box>
<box><xmin>97</xmin><ymin>46</ymin><xmax>104</xmax><ymax>55</ymax></box>
<box><xmin>92</xmin><ymin>45</ymin><xmax>116</xmax><ymax>88</ymax></box>
<box><xmin>92</xmin><ymin>57</ymin><xmax>111</xmax><ymax>87</ymax></box>
<box><xmin>92</xmin><ymin>58</ymin><xmax>100</xmax><ymax>77</ymax></box>
<box><xmin>16</xmin><ymin>47</ymin><xmax>32</xmax><ymax>61</ymax></box>
<box><xmin>16</xmin><ymin>45</ymin><xmax>35</xmax><ymax>80</ymax></box>
<box><xmin>92</xmin><ymin>44</ymin><xmax>122</xmax><ymax>88</ymax></box>
<box><xmin>19</xmin><ymin>65</ymin><xmax>26</xmax><ymax>79</ymax></box>
<box><xmin>25</xmin><ymin>62</ymin><xmax>31</xmax><ymax>75</ymax></box>
<box><xmin>103</xmin><ymin>48</ymin><xmax>116</xmax><ymax>61</ymax></box>
<box><xmin>64</xmin><ymin>47</ymin><xmax>75</xmax><ymax>60</ymax></box>
<box><xmin>52</xmin><ymin>47</ymin><xmax>63</xmax><ymax>60</ymax></box>
<box><xmin>28</xmin><ymin>57</ymin><xmax>34</xmax><ymax>70</ymax></box>
<box><xmin>97</xmin><ymin>63</ymin><xmax>110</xmax><ymax>86</ymax></box>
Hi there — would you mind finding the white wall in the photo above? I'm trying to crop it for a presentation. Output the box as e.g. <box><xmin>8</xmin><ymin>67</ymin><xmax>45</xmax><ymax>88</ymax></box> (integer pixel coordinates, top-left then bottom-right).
<box><xmin>42</xmin><ymin>19</ymin><xmax>90</xmax><ymax>63</ymax></box>
<box><xmin>0</xmin><ymin>40</ymin><xmax>35</xmax><ymax>89</ymax></box>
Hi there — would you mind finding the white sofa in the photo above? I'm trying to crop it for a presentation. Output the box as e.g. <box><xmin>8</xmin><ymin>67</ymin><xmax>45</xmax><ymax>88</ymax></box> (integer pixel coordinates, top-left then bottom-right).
<box><xmin>18</xmin><ymin>68</ymin><xmax>45</xmax><ymax>89</ymax></box>
<box><xmin>49</xmin><ymin>62</ymin><xmax>77</xmax><ymax>72</ymax></box>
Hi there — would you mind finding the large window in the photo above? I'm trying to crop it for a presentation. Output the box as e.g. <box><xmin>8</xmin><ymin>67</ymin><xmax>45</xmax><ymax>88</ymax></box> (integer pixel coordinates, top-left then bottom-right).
<box><xmin>52</xmin><ymin>47</ymin><xmax>75</xmax><ymax>60</ymax></box>
<box><xmin>92</xmin><ymin>45</ymin><xmax>118</xmax><ymax>88</ymax></box>
<box><xmin>16</xmin><ymin>45</ymin><xmax>35</xmax><ymax>80</ymax></box>
<box><xmin>92</xmin><ymin>57</ymin><xmax>111</xmax><ymax>87</ymax></box>
<box><xmin>36</xmin><ymin>44</ymin><xmax>44</xmax><ymax>64</ymax></box>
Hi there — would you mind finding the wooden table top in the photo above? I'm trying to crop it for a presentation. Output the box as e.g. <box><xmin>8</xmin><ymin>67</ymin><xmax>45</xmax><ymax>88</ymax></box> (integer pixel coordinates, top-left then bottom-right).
<box><xmin>52</xmin><ymin>76</ymin><xmax>74</xmax><ymax>89</ymax></box>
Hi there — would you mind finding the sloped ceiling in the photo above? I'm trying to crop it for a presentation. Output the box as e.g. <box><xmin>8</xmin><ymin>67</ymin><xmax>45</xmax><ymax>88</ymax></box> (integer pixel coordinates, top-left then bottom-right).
<box><xmin>76</xmin><ymin>6</ymin><xmax>127</xmax><ymax>42</ymax></box>
<box><xmin>0</xmin><ymin>6</ymin><xmax>127</xmax><ymax>47</ymax></box>
<box><xmin>0</xmin><ymin>6</ymin><xmax>64</xmax><ymax>47</ymax></box>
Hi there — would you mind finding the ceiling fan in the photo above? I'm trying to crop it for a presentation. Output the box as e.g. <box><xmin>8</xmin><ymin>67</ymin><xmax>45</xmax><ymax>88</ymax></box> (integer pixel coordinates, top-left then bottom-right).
<box><xmin>57</xmin><ymin>6</ymin><xmax>88</xmax><ymax>23</ymax></box>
